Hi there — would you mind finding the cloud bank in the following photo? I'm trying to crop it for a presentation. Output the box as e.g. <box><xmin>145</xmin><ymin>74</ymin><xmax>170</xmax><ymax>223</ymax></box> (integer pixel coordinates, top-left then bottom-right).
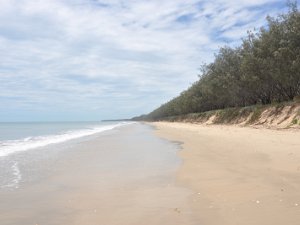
<box><xmin>0</xmin><ymin>0</ymin><xmax>287</xmax><ymax>121</ymax></box>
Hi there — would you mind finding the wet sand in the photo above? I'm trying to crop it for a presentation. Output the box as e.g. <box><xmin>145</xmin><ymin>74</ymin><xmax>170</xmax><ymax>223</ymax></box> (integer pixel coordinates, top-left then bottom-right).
<box><xmin>0</xmin><ymin>124</ymin><xmax>197</xmax><ymax>225</ymax></box>
<box><xmin>153</xmin><ymin>122</ymin><xmax>300</xmax><ymax>225</ymax></box>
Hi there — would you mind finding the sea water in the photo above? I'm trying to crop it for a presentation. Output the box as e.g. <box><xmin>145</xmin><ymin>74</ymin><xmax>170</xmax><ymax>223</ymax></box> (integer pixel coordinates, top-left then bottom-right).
<box><xmin>0</xmin><ymin>121</ymin><xmax>132</xmax><ymax>157</ymax></box>
<box><xmin>0</xmin><ymin>121</ymin><xmax>133</xmax><ymax>188</ymax></box>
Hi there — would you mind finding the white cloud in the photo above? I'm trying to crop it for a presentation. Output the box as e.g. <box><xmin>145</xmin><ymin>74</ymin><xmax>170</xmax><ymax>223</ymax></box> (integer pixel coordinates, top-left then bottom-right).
<box><xmin>0</xmin><ymin>0</ymin><xmax>286</xmax><ymax>120</ymax></box>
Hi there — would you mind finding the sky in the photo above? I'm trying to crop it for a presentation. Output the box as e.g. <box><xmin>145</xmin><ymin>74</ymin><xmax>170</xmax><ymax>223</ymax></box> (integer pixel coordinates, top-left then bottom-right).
<box><xmin>0</xmin><ymin>0</ymin><xmax>292</xmax><ymax>121</ymax></box>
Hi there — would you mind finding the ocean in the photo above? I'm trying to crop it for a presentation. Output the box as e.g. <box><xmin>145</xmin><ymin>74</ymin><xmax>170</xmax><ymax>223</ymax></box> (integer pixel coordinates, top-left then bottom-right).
<box><xmin>0</xmin><ymin>121</ymin><xmax>133</xmax><ymax>189</ymax></box>
<box><xmin>0</xmin><ymin>121</ymin><xmax>132</xmax><ymax>158</ymax></box>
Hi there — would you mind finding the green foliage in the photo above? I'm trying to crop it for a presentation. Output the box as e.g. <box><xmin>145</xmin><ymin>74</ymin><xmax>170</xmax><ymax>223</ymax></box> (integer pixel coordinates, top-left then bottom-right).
<box><xmin>214</xmin><ymin>108</ymin><xmax>242</xmax><ymax>124</ymax></box>
<box><xmin>292</xmin><ymin>118</ymin><xmax>298</xmax><ymax>124</ymax></box>
<box><xmin>248</xmin><ymin>106</ymin><xmax>264</xmax><ymax>124</ymax></box>
<box><xmin>134</xmin><ymin>2</ymin><xmax>300</xmax><ymax>121</ymax></box>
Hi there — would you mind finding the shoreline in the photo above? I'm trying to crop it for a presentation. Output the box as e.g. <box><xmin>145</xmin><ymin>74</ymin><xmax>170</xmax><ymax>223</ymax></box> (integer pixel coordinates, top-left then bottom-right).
<box><xmin>152</xmin><ymin>122</ymin><xmax>300</xmax><ymax>225</ymax></box>
<box><xmin>0</xmin><ymin>123</ymin><xmax>197</xmax><ymax>225</ymax></box>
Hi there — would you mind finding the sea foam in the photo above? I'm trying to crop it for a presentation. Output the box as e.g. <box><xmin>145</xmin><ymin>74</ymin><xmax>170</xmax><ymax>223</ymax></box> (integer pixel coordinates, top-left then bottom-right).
<box><xmin>0</xmin><ymin>122</ymin><xmax>132</xmax><ymax>158</ymax></box>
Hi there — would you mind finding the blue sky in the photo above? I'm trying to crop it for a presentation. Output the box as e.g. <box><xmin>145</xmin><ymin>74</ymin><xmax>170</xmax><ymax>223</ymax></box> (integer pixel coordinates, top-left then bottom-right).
<box><xmin>0</xmin><ymin>0</ymin><xmax>292</xmax><ymax>121</ymax></box>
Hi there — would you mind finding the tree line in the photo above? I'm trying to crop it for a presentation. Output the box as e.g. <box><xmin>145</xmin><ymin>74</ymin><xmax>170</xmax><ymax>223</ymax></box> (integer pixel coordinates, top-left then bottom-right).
<box><xmin>134</xmin><ymin>3</ymin><xmax>300</xmax><ymax>121</ymax></box>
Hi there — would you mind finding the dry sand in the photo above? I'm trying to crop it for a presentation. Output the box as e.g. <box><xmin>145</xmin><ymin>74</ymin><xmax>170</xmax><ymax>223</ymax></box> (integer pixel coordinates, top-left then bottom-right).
<box><xmin>153</xmin><ymin>122</ymin><xmax>300</xmax><ymax>225</ymax></box>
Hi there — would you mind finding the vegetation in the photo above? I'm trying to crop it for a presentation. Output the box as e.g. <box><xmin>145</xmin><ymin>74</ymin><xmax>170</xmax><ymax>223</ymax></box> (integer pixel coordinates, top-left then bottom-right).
<box><xmin>134</xmin><ymin>3</ymin><xmax>300</xmax><ymax>121</ymax></box>
<box><xmin>292</xmin><ymin>118</ymin><xmax>299</xmax><ymax>124</ymax></box>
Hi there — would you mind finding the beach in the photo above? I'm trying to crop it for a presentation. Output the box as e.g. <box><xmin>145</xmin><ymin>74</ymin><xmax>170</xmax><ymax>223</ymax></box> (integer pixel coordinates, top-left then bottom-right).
<box><xmin>153</xmin><ymin>122</ymin><xmax>300</xmax><ymax>225</ymax></box>
<box><xmin>0</xmin><ymin>123</ymin><xmax>198</xmax><ymax>225</ymax></box>
<box><xmin>1</xmin><ymin>122</ymin><xmax>300</xmax><ymax>225</ymax></box>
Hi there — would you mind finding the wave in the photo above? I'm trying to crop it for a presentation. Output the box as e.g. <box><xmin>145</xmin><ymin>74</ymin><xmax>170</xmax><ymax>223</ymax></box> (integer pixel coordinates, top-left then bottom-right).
<box><xmin>3</xmin><ymin>162</ymin><xmax>22</xmax><ymax>189</ymax></box>
<box><xmin>0</xmin><ymin>122</ymin><xmax>133</xmax><ymax>158</ymax></box>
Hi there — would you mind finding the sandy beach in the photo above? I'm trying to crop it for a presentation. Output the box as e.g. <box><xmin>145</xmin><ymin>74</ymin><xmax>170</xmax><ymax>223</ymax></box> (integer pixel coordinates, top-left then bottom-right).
<box><xmin>0</xmin><ymin>123</ymin><xmax>198</xmax><ymax>225</ymax></box>
<box><xmin>1</xmin><ymin>122</ymin><xmax>300</xmax><ymax>225</ymax></box>
<box><xmin>153</xmin><ymin>122</ymin><xmax>300</xmax><ymax>225</ymax></box>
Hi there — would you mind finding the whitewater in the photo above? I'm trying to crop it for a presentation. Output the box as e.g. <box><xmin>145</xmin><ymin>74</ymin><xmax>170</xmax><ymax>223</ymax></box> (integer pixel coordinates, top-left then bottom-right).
<box><xmin>0</xmin><ymin>122</ymin><xmax>132</xmax><ymax>158</ymax></box>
